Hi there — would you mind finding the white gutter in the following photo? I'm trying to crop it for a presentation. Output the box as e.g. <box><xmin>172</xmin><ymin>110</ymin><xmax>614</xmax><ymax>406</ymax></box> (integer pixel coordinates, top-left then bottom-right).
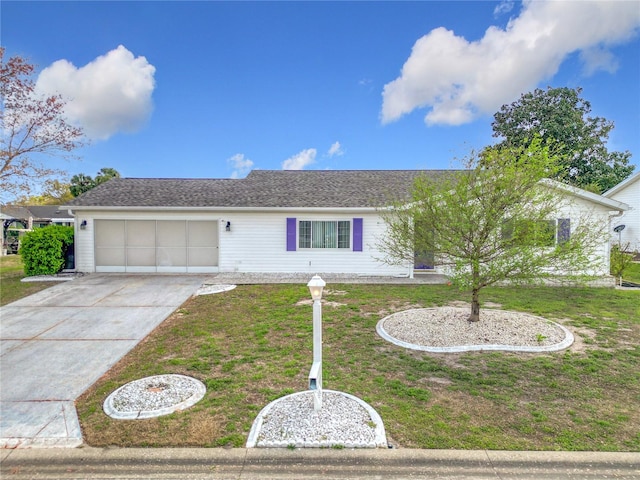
<box><xmin>60</xmin><ymin>206</ymin><xmax>382</xmax><ymax>214</ymax></box>
<box><xmin>539</xmin><ymin>178</ymin><xmax>629</xmax><ymax>211</ymax></box>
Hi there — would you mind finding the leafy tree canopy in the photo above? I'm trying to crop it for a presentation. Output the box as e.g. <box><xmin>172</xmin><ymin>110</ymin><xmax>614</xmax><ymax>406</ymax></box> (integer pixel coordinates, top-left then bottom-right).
<box><xmin>70</xmin><ymin>167</ymin><xmax>121</xmax><ymax>197</ymax></box>
<box><xmin>12</xmin><ymin>179</ymin><xmax>73</xmax><ymax>205</ymax></box>
<box><xmin>491</xmin><ymin>87</ymin><xmax>634</xmax><ymax>193</ymax></box>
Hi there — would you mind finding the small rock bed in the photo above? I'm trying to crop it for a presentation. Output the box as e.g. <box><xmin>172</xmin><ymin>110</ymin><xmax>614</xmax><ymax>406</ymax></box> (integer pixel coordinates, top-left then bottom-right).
<box><xmin>194</xmin><ymin>284</ymin><xmax>236</xmax><ymax>296</ymax></box>
<box><xmin>377</xmin><ymin>307</ymin><xmax>574</xmax><ymax>353</ymax></box>
<box><xmin>247</xmin><ymin>390</ymin><xmax>387</xmax><ymax>448</ymax></box>
<box><xmin>103</xmin><ymin>374</ymin><xmax>206</xmax><ymax>420</ymax></box>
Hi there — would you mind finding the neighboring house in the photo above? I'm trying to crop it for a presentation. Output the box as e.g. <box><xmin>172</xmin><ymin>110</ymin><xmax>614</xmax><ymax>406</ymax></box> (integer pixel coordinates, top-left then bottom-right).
<box><xmin>1</xmin><ymin>205</ymin><xmax>75</xmax><ymax>229</ymax></box>
<box><xmin>62</xmin><ymin>170</ymin><xmax>627</xmax><ymax>279</ymax></box>
<box><xmin>1</xmin><ymin>205</ymin><xmax>75</xmax><ymax>255</ymax></box>
<box><xmin>603</xmin><ymin>171</ymin><xmax>640</xmax><ymax>252</ymax></box>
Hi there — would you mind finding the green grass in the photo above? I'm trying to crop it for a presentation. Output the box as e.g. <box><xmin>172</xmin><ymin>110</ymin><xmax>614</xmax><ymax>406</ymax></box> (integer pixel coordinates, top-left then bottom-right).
<box><xmin>624</xmin><ymin>262</ymin><xmax>640</xmax><ymax>283</ymax></box>
<box><xmin>0</xmin><ymin>255</ymin><xmax>58</xmax><ymax>306</ymax></box>
<box><xmin>75</xmin><ymin>283</ymin><xmax>640</xmax><ymax>451</ymax></box>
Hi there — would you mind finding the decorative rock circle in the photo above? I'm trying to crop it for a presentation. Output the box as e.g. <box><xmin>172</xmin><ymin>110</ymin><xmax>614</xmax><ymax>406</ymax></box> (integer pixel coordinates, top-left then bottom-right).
<box><xmin>103</xmin><ymin>374</ymin><xmax>206</xmax><ymax>420</ymax></box>
<box><xmin>246</xmin><ymin>390</ymin><xmax>387</xmax><ymax>448</ymax></box>
<box><xmin>195</xmin><ymin>284</ymin><xmax>236</xmax><ymax>296</ymax></box>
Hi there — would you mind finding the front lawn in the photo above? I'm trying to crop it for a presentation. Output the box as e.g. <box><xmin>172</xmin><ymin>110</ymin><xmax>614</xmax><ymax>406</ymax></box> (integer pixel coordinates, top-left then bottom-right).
<box><xmin>624</xmin><ymin>262</ymin><xmax>640</xmax><ymax>283</ymax></box>
<box><xmin>0</xmin><ymin>255</ymin><xmax>58</xmax><ymax>306</ymax></box>
<box><xmin>77</xmin><ymin>283</ymin><xmax>640</xmax><ymax>451</ymax></box>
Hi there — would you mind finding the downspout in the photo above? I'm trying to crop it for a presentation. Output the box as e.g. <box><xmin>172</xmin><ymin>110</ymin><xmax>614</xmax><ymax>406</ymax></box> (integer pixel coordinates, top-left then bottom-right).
<box><xmin>67</xmin><ymin>209</ymin><xmax>77</xmax><ymax>272</ymax></box>
<box><xmin>609</xmin><ymin>210</ymin><xmax>625</xmax><ymax>283</ymax></box>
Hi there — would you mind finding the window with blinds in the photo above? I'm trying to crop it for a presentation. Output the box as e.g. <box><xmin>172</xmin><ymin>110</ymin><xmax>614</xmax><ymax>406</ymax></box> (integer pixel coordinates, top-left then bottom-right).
<box><xmin>299</xmin><ymin>220</ymin><xmax>351</xmax><ymax>249</ymax></box>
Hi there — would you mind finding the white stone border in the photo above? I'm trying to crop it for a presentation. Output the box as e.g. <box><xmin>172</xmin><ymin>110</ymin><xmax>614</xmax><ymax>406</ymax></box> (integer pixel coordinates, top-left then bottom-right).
<box><xmin>103</xmin><ymin>374</ymin><xmax>206</xmax><ymax>420</ymax></box>
<box><xmin>376</xmin><ymin>310</ymin><xmax>574</xmax><ymax>353</ymax></box>
<box><xmin>246</xmin><ymin>390</ymin><xmax>387</xmax><ymax>448</ymax></box>
<box><xmin>194</xmin><ymin>284</ymin><xmax>237</xmax><ymax>296</ymax></box>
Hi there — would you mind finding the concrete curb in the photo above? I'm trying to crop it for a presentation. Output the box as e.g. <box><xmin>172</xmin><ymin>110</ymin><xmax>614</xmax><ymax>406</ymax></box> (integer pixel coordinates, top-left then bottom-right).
<box><xmin>2</xmin><ymin>447</ymin><xmax>639</xmax><ymax>479</ymax></box>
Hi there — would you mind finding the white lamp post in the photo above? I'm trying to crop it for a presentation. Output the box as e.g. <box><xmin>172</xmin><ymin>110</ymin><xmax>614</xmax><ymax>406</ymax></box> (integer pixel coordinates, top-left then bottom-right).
<box><xmin>307</xmin><ymin>274</ymin><xmax>325</xmax><ymax>410</ymax></box>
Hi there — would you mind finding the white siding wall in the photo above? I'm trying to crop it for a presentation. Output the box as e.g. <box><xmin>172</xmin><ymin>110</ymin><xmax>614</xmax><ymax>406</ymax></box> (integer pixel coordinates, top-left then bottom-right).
<box><xmin>435</xmin><ymin>195</ymin><xmax>615</xmax><ymax>279</ymax></box>
<box><xmin>74</xmin><ymin>217</ymin><xmax>95</xmax><ymax>272</ymax></box>
<box><xmin>557</xmin><ymin>198</ymin><xmax>613</xmax><ymax>277</ymax></box>
<box><xmin>608</xmin><ymin>179</ymin><xmax>640</xmax><ymax>252</ymax></box>
<box><xmin>72</xmin><ymin>209</ymin><xmax>411</xmax><ymax>275</ymax></box>
<box><xmin>218</xmin><ymin>212</ymin><xmax>410</xmax><ymax>275</ymax></box>
<box><xmin>71</xmin><ymin>198</ymin><xmax>615</xmax><ymax>278</ymax></box>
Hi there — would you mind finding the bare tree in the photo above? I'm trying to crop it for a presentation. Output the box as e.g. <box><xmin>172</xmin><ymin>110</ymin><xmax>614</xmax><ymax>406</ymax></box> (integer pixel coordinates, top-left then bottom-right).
<box><xmin>1</xmin><ymin>47</ymin><xmax>84</xmax><ymax>202</ymax></box>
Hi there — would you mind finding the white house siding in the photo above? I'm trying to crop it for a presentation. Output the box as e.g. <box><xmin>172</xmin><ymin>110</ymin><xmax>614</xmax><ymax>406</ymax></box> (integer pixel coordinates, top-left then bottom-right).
<box><xmin>605</xmin><ymin>177</ymin><xmax>639</xmax><ymax>252</ymax></box>
<box><xmin>557</xmin><ymin>198</ymin><xmax>614</xmax><ymax>277</ymax></box>
<box><xmin>72</xmin><ymin>209</ymin><xmax>410</xmax><ymax>276</ymax></box>
<box><xmin>218</xmin><ymin>211</ymin><xmax>410</xmax><ymax>276</ymax></box>
<box><xmin>435</xmin><ymin>194</ymin><xmax>617</xmax><ymax>280</ymax></box>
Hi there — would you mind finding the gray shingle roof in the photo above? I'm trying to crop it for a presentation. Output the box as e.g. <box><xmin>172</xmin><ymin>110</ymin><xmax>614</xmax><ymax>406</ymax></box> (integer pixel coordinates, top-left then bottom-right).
<box><xmin>1</xmin><ymin>205</ymin><xmax>72</xmax><ymax>219</ymax></box>
<box><xmin>64</xmin><ymin>170</ymin><xmax>456</xmax><ymax>209</ymax></box>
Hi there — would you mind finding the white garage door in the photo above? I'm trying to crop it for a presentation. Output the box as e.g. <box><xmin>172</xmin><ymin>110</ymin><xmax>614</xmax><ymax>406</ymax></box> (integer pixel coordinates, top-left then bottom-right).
<box><xmin>94</xmin><ymin>220</ymin><xmax>218</xmax><ymax>273</ymax></box>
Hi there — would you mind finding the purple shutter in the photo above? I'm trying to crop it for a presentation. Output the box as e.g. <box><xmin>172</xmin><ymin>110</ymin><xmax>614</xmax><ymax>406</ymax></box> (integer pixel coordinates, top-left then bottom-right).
<box><xmin>286</xmin><ymin>218</ymin><xmax>296</xmax><ymax>251</ymax></box>
<box><xmin>557</xmin><ymin>218</ymin><xmax>570</xmax><ymax>244</ymax></box>
<box><xmin>353</xmin><ymin>218</ymin><xmax>363</xmax><ymax>252</ymax></box>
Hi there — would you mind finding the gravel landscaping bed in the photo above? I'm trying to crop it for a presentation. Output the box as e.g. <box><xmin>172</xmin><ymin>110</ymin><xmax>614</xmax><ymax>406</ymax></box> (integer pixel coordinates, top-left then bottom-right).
<box><xmin>247</xmin><ymin>390</ymin><xmax>387</xmax><ymax>448</ymax></box>
<box><xmin>103</xmin><ymin>374</ymin><xmax>206</xmax><ymax>420</ymax></box>
<box><xmin>377</xmin><ymin>307</ymin><xmax>574</xmax><ymax>353</ymax></box>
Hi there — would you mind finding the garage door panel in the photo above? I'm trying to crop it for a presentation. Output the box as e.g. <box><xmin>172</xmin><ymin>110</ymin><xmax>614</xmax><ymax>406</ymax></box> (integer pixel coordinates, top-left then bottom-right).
<box><xmin>157</xmin><ymin>247</ymin><xmax>187</xmax><ymax>267</ymax></box>
<box><xmin>95</xmin><ymin>220</ymin><xmax>125</xmax><ymax>247</ymax></box>
<box><xmin>127</xmin><ymin>247</ymin><xmax>156</xmax><ymax>266</ymax></box>
<box><xmin>127</xmin><ymin>221</ymin><xmax>155</xmax><ymax>247</ymax></box>
<box><xmin>188</xmin><ymin>221</ymin><xmax>218</xmax><ymax>247</ymax></box>
<box><xmin>158</xmin><ymin>221</ymin><xmax>186</xmax><ymax>247</ymax></box>
<box><xmin>94</xmin><ymin>219</ymin><xmax>218</xmax><ymax>271</ymax></box>
<box><xmin>95</xmin><ymin>247</ymin><xmax>126</xmax><ymax>267</ymax></box>
<box><xmin>95</xmin><ymin>220</ymin><xmax>125</xmax><ymax>268</ymax></box>
<box><xmin>189</xmin><ymin>247</ymin><xmax>218</xmax><ymax>266</ymax></box>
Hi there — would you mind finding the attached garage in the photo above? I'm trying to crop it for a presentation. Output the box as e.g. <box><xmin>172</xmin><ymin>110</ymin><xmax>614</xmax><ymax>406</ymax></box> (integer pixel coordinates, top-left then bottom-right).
<box><xmin>94</xmin><ymin>220</ymin><xmax>218</xmax><ymax>273</ymax></box>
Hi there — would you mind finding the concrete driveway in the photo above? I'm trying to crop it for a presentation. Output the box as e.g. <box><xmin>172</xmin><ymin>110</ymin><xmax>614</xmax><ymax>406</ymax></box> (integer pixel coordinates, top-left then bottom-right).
<box><xmin>0</xmin><ymin>274</ymin><xmax>206</xmax><ymax>448</ymax></box>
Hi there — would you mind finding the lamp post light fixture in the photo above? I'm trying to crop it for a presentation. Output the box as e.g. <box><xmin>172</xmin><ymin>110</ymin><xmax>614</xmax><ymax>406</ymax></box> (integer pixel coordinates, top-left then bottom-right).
<box><xmin>613</xmin><ymin>224</ymin><xmax>625</xmax><ymax>245</ymax></box>
<box><xmin>307</xmin><ymin>274</ymin><xmax>326</xmax><ymax>410</ymax></box>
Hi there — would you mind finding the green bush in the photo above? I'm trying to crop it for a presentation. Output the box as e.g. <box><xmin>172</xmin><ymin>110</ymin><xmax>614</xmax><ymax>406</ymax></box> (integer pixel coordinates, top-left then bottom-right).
<box><xmin>19</xmin><ymin>225</ymin><xmax>74</xmax><ymax>276</ymax></box>
<box><xmin>610</xmin><ymin>243</ymin><xmax>634</xmax><ymax>285</ymax></box>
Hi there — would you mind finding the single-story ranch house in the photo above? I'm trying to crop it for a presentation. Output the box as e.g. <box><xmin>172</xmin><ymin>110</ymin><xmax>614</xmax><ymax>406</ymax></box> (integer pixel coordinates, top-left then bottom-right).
<box><xmin>604</xmin><ymin>171</ymin><xmax>639</xmax><ymax>252</ymax></box>
<box><xmin>62</xmin><ymin>170</ymin><xmax>628</xmax><ymax>279</ymax></box>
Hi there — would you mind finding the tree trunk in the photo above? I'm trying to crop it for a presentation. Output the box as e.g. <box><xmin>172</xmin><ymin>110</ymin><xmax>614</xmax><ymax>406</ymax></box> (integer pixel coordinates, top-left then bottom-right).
<box><xmin>469</xmin><ymin>289</ymin><xmax>480</xmax><ymax>322</ymax></box>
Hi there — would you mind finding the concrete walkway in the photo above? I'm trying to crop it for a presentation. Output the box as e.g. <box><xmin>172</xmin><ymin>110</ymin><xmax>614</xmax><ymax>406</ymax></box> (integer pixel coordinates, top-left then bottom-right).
<box><xmin>0</xmin><ymin>274</ymin><xmax>206</xmax><ymax>448</ymax></box>
<box><xmin>2</xmin><ymin>447</ymin><xmax>638</xmax><ymax>479</ymax></box>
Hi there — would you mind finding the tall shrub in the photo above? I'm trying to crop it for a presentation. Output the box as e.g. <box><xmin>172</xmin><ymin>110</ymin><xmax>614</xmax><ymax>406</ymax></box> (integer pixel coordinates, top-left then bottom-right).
<box><xmin>19</xmin><ymin>225</ymin><xmax>74</xmax><ymax>276</ymax></box>
<box><xmin>610</xmin><ymin>243</ymin><xmax>634</xmax><ymax>285</ymax></box>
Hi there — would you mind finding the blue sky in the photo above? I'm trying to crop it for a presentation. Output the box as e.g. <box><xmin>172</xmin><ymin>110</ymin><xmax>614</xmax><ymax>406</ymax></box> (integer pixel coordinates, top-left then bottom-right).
<box><xmin>3</xmin><ymin>1</ymin><xmax>640</xmax><ymax>184</ymax></box>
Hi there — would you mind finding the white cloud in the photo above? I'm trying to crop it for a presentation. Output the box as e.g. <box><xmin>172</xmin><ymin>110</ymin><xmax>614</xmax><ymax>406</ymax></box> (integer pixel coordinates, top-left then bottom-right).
<box><xmin>327</xmin><ymin>141</ymin><xmax>344</xmax><ymax>157</ymax></box>
<box><xmin>227</xmin><ymin>153</ymin><xmax>254</xmax><ymax>178</ymax></box>
<box><xmin>35</xmin><ymin>45</ymin><xmax>156</xmax><ymax>140</ymax></box>
<box><xmin>580</xmin><ymin>47</ymin><xmax>619</xmax><ymax>75</ymax></box>
<box><xmin>494</xmin><ymin>1</ymin><xmax>514</xmax><ymax>17</ymax></box>
<box><xmin>282</xmin><ymin>148</ymin><xmax>317</xmax><ymax>170</ymax></box>
<box><xmin>381</xmin><ymin>0</ymin><xmax>640</xmax><ymax>126</ymax></box>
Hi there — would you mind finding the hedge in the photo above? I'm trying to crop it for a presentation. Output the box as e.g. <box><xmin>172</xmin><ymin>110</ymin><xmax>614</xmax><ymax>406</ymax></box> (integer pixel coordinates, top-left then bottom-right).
<box><xmin>19</xmin><ymin>225</ymin><xmax>74</xmax><ymax>276</ymax></box>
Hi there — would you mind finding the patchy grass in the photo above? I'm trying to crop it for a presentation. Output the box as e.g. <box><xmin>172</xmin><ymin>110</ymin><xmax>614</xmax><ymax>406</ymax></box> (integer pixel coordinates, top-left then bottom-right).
<box><xmin>0</xmin><ymin>255</ymin><xmax>58</xmax><ymax>306</ymax></box>
<box><xmin>77</xmin><ymin>283</ymin><xmax>640</xmax><ymax>451</ymax></box>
